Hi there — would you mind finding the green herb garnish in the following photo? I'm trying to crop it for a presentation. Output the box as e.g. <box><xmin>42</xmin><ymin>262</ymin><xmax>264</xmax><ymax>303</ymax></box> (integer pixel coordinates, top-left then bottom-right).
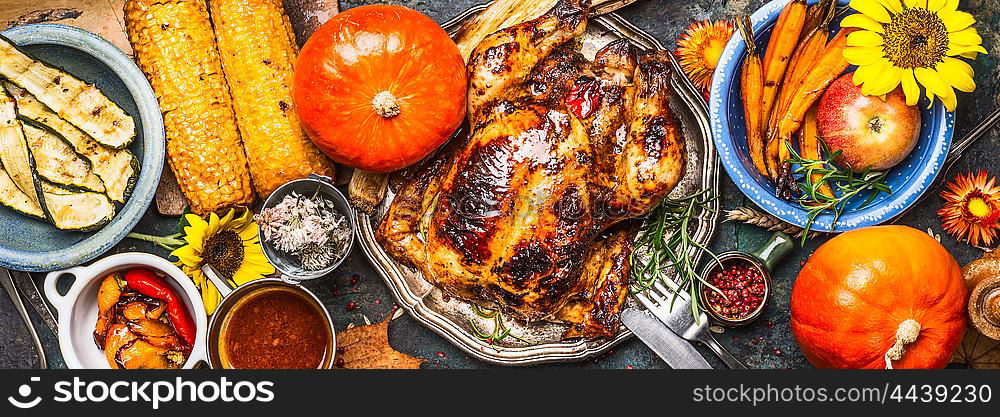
<box><xmin>469</xmin><ymin>305</ymin><xmax>526</xmax><ymax>346</ymax></box>
<box><xmin>629</xmin><ymin>191</ymin><xmax>723</xmax><ymax>322</ymax></box>
<box><xmin>784</xmin><ymin>140</ymin><xmax>892</xmax><ymax>244</ymax></box>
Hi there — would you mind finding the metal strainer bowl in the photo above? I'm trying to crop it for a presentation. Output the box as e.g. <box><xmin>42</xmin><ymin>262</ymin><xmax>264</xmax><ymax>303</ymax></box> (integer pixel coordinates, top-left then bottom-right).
<box><xmin>258</xmin><ymin>175</ymin><xmax>356</xmax><ymax>281</ymax></box>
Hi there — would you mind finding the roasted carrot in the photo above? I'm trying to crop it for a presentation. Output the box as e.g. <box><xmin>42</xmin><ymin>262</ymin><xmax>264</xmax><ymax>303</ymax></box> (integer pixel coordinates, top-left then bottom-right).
<box><xmin>760</xmin><ymin>0</ymin><xmax>807</xmax><ymax>178</ymax></box>
<box><xmin>760</xmin><ymin>0</ymin><xmax>807</xmax><ymax>130</ymax></box>
<box><xmin>771</xmin><ymin>0</ymin><xmax>836</xmax><ymax>135</ymax></box>
<box><xmin>800</xmin><ymin>105</ymin><xmax>833</xmax><ymax>198</ymax></box>
<box><xmin>787</xmin><ymin>0</ymin><xmax>837</xmax><ymax>89</ymax></box>
<box><xmin>772</xmin><ymin>28</ymin><xmax>853</xmax><ymax>142</ymax></box>
<box><xmin>737</xmin><ymin>17</ymin><xmax>768</xmax><ymax>180</ymax></box>
<box><xmin>764</xmin><ymin>131</ymin><xmax>784</xmax><ymax>180</ymax></box>
<box><xmin>768</xmin><ymin>28</ymin><xmax>853</xmax><ymax>197</ymax></box>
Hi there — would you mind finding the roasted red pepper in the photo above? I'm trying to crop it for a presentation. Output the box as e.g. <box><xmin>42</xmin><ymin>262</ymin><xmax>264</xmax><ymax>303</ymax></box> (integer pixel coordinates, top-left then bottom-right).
<box><xmin>124</xmin><ymin>269</ymin><xmax>196</xmax><ymax>347</ymax></box>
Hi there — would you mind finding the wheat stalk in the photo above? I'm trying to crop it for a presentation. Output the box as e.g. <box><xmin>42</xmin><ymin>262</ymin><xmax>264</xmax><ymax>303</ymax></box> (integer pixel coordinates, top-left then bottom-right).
<box><xmin>725</xmin><ymin>206</ymin><xmax>819</xmax><ymax>239</ymax></box>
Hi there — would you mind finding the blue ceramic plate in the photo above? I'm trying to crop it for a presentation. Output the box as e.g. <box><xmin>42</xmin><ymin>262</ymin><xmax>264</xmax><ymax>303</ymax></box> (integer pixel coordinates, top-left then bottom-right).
<box><xmin>0</xmin><ymin>24</ymin><xmax>164</xmax><ymax>272</ymax></box>
<box><xmin>709</xmin><ymin>0</ymin><xmax>954</xmax><ymax>232</ymax></box>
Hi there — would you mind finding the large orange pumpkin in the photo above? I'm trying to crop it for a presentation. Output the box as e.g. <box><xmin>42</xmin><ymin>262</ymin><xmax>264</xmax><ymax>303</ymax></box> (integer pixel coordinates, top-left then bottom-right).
<box><xmin>791</xmin><ymin>225</ymin><xmax>966</xmax><ymax>369</ymax></box>
<box><xmin>293</xmin><ymin>5</ymin><xmax>467</xmax><ymax>173</ymax></box>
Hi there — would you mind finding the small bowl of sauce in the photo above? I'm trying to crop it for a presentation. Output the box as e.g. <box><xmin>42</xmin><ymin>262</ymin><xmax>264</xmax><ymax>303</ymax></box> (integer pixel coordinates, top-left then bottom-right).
<box><xmin>206</xmin><ymin>277</ymin><xmax>335</xmax><ymax>369</ymax></box>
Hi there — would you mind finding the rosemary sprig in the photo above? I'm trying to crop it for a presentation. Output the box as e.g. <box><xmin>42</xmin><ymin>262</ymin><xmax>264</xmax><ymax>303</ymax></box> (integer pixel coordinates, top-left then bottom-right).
<box><xmin>784</xmin><ymin>141</ymin><xmax>892</xmax><ymax>243</ymax></box>
<box><xmin>629</xmin><ymin>191</ymin><xmax>723</xmax><ymax>322</ymax></box>
<box><xmin>469</xmin><ymin>304</ymin><xmax>526</xmax><ymax>345</ymax></box>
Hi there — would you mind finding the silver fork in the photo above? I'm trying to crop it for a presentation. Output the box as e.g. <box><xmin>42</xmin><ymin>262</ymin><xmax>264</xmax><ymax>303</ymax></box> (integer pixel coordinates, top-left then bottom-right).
<box><xmin>634</xmin><ymin>279</ymin><xmax>746</xmax><ymax>369</ymax></box>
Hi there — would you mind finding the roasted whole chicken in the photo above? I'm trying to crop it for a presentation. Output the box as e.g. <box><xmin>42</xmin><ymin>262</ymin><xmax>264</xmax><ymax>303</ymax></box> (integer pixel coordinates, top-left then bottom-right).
<box><xmin>378</xmin><ymin>0</ymin><xmax>685</xmax><ymax>338</ymax></box>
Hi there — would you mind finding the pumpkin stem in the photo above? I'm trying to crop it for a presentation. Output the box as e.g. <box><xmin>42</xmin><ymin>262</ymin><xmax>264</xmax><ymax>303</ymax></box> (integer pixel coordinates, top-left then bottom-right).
<box><xmin>372</xmin><ymin>91</ymin><xmax>401</xmax><ymax>118</ymax></box>
<box><xmin>884</xmin><ymin>319</ymin><xmax>921</xmax><ymax>369</ymax></box>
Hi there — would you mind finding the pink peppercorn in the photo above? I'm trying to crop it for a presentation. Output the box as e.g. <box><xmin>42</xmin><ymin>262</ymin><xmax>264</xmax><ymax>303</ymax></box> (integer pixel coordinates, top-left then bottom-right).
<box><xmin>702</xmin><ymin>259</ymin><xmax>767</xmax><ymax>320</ymax></box>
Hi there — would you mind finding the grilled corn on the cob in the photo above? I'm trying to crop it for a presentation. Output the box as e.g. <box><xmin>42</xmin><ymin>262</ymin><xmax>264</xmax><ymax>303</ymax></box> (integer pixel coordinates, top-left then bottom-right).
<box><xmin>124</xmin><ymin>0</ymin><xmax>254</xmax><ymax>214</ymax></box>
<box><xmin>210</xmin><ymin>0</ymin><xmax>336</xmax><ymax>197</ymax></box>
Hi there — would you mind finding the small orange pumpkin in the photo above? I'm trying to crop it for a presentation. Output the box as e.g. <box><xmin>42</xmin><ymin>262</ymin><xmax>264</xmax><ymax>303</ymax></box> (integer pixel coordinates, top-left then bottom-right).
<box><xmin>791</xmin><ymin>225</ymin><xmax>966</xmax><ymax>369</ymax></box>
<box><xmin>293</xmin><ymin>5</ymin><xmax>467</xmax><ymax>173</ymax></box>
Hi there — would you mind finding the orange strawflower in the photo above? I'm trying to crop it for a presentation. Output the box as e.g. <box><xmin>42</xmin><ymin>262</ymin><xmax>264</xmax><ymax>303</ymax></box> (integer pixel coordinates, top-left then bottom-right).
<box><xmin>675</xmin><ymin>20</ymin><xmax>734</xmax><ymax>98</ymax></box>
<box><xmin>938</xmin><ymin>170</ymin><xmax>1000</xmax><ymax>247</ymax></box>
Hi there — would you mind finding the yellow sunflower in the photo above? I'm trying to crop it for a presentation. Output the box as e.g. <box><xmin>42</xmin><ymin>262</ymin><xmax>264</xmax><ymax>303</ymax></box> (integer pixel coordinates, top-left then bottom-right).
<box><xmin>170</xmin><ymin>209</ymin><xmax>274</xmax><ymax>313</ymax></box>
<box><xmin>676</xmin><ymin>20</ymin><xmax>735</xmax><ymax>97</ymax></box>
<box><xmin>842</xmin><ymin>0</ymin><xmax>986</xmax><ymax>111</ymax></box>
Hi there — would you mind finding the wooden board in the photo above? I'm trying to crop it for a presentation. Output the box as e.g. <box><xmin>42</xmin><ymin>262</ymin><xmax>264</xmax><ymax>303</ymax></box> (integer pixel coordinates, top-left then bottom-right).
<box><xmin>0</xmin><ymin>0</ymin><xmax>132</xmax><ymax>54</ymax></box>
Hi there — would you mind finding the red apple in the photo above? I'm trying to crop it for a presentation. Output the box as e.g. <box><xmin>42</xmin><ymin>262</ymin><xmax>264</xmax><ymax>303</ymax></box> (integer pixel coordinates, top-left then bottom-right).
<box><xmin>816</xmin><ymin>74</ymin><xmax>920</xmax><ymax>172</ymax></box>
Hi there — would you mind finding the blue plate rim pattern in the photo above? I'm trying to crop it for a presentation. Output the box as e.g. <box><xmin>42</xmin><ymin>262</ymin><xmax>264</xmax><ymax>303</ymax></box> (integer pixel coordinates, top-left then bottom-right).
<box><xmin>708</xmin><ymin>0</ymin><xmax>954</xmax><ymax>232</ymax></box>
<box><xmin>0</xmin><ymin>24</ymin><xmax>164</xmax><ymax>272</ymax></box>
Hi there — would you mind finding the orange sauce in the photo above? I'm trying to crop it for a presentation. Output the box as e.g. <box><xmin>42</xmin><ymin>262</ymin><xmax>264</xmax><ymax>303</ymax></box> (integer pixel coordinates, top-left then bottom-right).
<box><xmin>219</xmin><ymin>287</ymin><xmax>331</xmax><ymax>369</ymax></box>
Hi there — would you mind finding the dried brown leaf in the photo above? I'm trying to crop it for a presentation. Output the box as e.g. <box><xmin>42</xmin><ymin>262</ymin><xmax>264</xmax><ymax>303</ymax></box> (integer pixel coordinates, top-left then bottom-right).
<box><xmin>336</xmin><ymin>316</ymin><xmax>424</xmax><ymax>369</ymax></box>
<box><xmin>951</xmin><ymin>327</ymin><xmax>1000</xmax><ymax>369</ymax></box>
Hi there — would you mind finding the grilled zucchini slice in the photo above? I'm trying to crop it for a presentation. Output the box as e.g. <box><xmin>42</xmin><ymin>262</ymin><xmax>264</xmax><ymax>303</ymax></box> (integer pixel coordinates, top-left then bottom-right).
<box><xmin>0</xmin><ymin>161</ymin><xmax>45</xmax><ymax>219</ymax></box>
<box><xmin>0</xmin><ymin>35</ymin><xmax>136</xmax><ymax>149</ymax></box>
<box><xmin>6</xmin><ymin>83</ymin><xmax>138</xmax><ymax>203</ymax></box>
<box><xmin>40</xmin><ymin>182</ymin><xmax>116</xmax><ymax>232</ymax></box>
<box><xmin>0</xmin><ymin>87</ymin><xmax>45</xmax><ymax>213</ymax></box>
<box><xmin>23</xmin><ymin>123</ymin><xmax>105</xmax><ymax>193</ymax></box>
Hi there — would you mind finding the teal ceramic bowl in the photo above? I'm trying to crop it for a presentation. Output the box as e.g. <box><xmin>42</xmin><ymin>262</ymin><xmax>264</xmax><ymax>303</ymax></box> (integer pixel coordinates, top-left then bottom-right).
<box><xmin>0</xmin><ymin>24</ymin><xmax>164</xmax><ymax>272</ymax></box>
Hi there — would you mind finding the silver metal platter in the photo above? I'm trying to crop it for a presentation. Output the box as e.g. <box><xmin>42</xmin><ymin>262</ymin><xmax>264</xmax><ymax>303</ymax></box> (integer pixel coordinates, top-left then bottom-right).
<box><xmin>354</xmin><ymin>5</ymin><xmax>720</xmax><ymax>365</ymax></box>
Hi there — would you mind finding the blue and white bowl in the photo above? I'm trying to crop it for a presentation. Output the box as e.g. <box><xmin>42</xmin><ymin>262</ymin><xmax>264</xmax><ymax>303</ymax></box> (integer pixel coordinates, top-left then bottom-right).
<box><xmin>0</xmin><ymin>25</ymin><xmax>164</xmax><ymax>272</ymax></box>
<box><xmin>709</xmin><ymin>0</ymin><xmax>954</xmax><ymax>232</ymax></box>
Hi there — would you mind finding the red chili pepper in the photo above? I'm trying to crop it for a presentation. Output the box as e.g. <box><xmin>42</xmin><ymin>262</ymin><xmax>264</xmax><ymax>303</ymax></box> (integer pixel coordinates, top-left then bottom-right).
<box><xmin>124</xmin><ymin>269</ymin><xmax>196</xmax><ymax>347</ymax></box>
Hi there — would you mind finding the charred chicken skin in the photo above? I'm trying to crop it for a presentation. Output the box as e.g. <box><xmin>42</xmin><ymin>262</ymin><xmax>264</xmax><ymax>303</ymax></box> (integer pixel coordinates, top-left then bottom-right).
<box><xmin>378</xmin><ymin>0</ymin><xmax>685</xmax><ymax>338</ymax></box>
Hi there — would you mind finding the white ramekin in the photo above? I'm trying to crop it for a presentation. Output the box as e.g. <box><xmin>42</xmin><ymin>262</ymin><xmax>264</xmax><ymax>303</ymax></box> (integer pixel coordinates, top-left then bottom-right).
<box><xmin>43</xmin><ymin>252</ymin><xmax>208</xmax><ymax>369</ymax></box>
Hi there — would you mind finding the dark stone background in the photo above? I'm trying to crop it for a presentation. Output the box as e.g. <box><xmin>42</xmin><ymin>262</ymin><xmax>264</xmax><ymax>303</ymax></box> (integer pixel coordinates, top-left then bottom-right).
<box><xmin>2</xmin><ymin>0</ymin><xmax>998</xmax><ymax>369</ymax></box>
